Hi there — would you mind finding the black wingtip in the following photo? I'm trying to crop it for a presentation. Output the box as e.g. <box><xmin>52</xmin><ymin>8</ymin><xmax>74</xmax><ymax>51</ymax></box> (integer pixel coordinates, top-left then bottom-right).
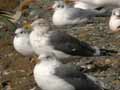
<box><xmin>99</xmin><ymin>49</ymin><xmax>118</xmax><ymax>56</ymax></box>
<box><xmin>95</xmin><ymin>6</ymin><xmax>104</xmax><ymax>11</ymax></box>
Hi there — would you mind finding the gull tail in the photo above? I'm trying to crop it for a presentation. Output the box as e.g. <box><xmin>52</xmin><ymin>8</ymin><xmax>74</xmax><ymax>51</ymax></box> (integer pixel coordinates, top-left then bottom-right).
<box><xmin>93</xmin><ymin>46</ymin><xmax>118</xmax><ymax>56</ymax></box>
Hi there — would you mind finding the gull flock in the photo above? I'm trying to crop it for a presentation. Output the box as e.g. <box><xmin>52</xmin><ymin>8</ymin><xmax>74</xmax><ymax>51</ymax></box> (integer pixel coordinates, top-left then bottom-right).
<box><xmin>11</xmin><ymin>0</ymin><xmax>120</xmax><ymax>90</ymax></box>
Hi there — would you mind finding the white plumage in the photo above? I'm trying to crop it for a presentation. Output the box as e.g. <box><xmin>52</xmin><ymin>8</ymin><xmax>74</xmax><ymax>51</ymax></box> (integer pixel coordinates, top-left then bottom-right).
<box><xmin>109</xmin><ymin>8</ymin><xmax>120</xmax><ymax>32</ymax></box>
<box><xmin>34</xmin><ymin>55</ymin><xmax>75</xmax><ymax>90</ymax></box>
<box><xmin>13</xmin><ymin>28</ymin><xmax>34</xmax><ymax>56</ymax></box>
<box><xmin>29</xmin><ymin>19</ymin><xmax>71</xmax><ymax>59</ymax></box>
<box><xmin>51</xmin><ymin>0</ymin><xmax>100</xmax><ymax>26</ymax></box>
<box><xmin>33</xmin><ymin>54</ymin><xmax>104</xmax><ymax>90</ymax></box>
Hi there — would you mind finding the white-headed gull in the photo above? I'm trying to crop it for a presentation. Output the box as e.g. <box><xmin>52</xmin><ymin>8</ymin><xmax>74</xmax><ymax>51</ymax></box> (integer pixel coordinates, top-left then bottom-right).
<box><xmin>34</xmin><ymin>54</ymin><xmax>105</xmax><ymax>90</ymax></box>
<box><xmin>48</xmin><ymin>0</ymin><xmax>102</xmax><ymax>26</ymax></box>
<box><xmin>29</xmin><ymin>18</ymin><xmax>117</xmax><ymax>60</ymax></box>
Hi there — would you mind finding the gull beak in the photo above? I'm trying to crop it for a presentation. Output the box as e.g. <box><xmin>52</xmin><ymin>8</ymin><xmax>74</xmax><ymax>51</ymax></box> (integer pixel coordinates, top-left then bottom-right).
<box><xmin>30</xmin><ymin>56</ymin><xmax>41</xmax><ymax>65</ymax></box>
<box><xmin>30</xmin><ymin>58</ymin><xmax>37</xmax><ymax>65</ymax></box>
<box><xmin>23</xmin><ymin>21</ymin><xmax>32</xmax><ymax>30</ymax></box>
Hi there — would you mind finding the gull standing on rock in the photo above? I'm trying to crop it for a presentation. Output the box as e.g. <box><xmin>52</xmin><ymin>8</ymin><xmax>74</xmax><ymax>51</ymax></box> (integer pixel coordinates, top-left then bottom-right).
<box><xmin>48</xmin><ymin>0</ymin><xmax>102</xmax><ymax>26</ymax></box>
<box><xmin>29</xmin><ymin>19</ymin><xmax>117</xmax><ymax>59</ymax></box>
<box><xmin>13</xmin><ymin>28</ymin><xmax>34</xmax><ymax>56</ymax></box>
<box><xmin>34</xmin><ymin>54</ymin><xmax>105</xmax><ymax>90</ymax></box>
<box><xmin>109</xmin><ymin>8</ymin><xmax>120</xmax><ymax>32</ymax></box>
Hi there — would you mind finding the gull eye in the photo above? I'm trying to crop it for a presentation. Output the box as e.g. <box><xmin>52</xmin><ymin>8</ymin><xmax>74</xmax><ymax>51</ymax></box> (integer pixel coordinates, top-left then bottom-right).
<box><xmin>57</xmin><ymin>5</ymin><xmax>61</xmax><ymax>8</ymax></box>
<box><xmin>61</xmin><ymin>5</ymin><xmax>64</xmax><ymax>8</ymax></box>
<box><xmin>46</xmin><ymin>56</ymin><xmax>50</xmax><ymax>59</ymax></box>
<box><xmin>20</xmin><ymin>31</ymin><xmax>24</xmax><ymax>34</ymax></box>
<box><xmin>112</xmin><ymin>11</ymin><xmax>116</xmax><ymax>16</ymax></box>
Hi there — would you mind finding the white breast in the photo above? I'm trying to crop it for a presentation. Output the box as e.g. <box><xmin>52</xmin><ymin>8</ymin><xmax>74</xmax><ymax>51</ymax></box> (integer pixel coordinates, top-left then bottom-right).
<box><xmin>109</xmin><ymin>16</ymin><xmax>120</xmax><ymax>31</ymax></box>
<box><xmin>13</xmin><ymin>35</ymin><xmax>34</xmax><ymax>56</ymax></box>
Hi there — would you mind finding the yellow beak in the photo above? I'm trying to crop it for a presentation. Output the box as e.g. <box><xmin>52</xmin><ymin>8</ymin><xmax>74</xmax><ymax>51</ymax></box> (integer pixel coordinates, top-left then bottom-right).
<box><xmin>23</xmin><ymin>21</ymin><xmax>32</xmax><ymax>30</ymax></box>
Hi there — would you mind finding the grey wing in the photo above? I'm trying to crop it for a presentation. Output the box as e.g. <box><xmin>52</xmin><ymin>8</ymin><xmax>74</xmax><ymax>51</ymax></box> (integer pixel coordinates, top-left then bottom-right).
<box><xmin>55</xmin><ymin>64</ymin><xmax>103</xmax><ymax>90</ymax></box>
<box><xmin>48</xmin><ymin>31</ymin><xmax>95</xmax><ymax>56</ymax></box>
<box><xmin>66</xmin><ymin>8</ymin><xmax>99</xmax><ymax>20</ymax></box>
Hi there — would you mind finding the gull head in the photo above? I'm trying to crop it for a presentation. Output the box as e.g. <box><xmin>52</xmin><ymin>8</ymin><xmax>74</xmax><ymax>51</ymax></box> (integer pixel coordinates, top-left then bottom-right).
<box><xmin>52</xmin><ymin>0</ymin><xmax>66</xmax><ymax>10</ymax></box>
<box><xmin>112</xmin><ymin>8</ymin><xmax>120</xmax><ymax>17</ymax></box>
<box><xmin>31</xmin><ymin>18</ymin><xmax>49</xmax><ymax>27</ymax></box>
<box><xmin>48</xmin><ymin>0</ymin><xmax>72</xmax><ymax>11</ymax></box>
<box><xmin>14</xmin><ymin>28</ymin><xmax>29</xmax><ymax>37</ymax></box>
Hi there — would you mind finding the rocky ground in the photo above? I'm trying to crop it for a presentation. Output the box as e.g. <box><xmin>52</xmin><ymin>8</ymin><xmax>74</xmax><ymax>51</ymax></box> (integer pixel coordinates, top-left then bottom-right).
<box><xmin>0</xmin><ymin>1</ymin><xmax>120</xmax><ymax>90</ymax></box>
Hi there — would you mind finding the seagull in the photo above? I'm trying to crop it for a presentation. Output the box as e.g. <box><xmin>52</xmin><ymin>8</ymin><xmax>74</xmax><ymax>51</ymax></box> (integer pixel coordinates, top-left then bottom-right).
<box><xmin>29</xmin><ymin>18</ymin><xmax>117</xmax><ymax>59</ymax></box>
<box><xmin>109</xmin><ymin>8</ymin><xmax>120</xmax><ymax>32</ymax></box>
<box><xmin>13</xmin><ymin>28</ymin><xmax>34</xmax><ymax>56</ymax></box>
<box><xmin>70</xmin><ymin>0</ymin><xmax>120</xmax><ymax>8</ymax></box>
<box><xmin>34</xmin><ymin>54</ymin><xmax>105</xmax><ymax>90</ymax></box>
<box><xmin>48</xmin><ymin>0</ymin><xmax>102</xmax><ymax>26</ymax></box>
